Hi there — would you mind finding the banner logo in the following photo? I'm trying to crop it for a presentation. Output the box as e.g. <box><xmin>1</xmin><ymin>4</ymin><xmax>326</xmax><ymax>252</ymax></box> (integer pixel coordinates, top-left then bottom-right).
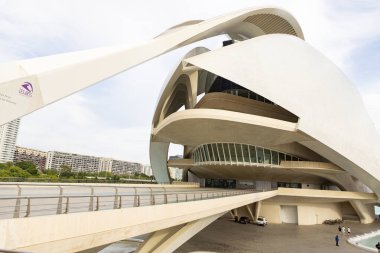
<box><xmin>19</xmin><ymin>82</ymin><xmax>33</xmax><ymax>97</ymax></box>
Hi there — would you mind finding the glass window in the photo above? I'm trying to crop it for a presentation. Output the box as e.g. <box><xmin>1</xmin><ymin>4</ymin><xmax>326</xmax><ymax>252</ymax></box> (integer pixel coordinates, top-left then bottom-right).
<box><xmin>208</xmin><ymin>144</ymin><xmax>215</xmax><ymax>161</ymax></box>
<box><xmin>218</xmin><ymin>144</ymin><xmax>226</xmax><ymax>161</ymax></box>
<box><xmin>201</xmin><ymin>147</ymin><xmax>206</xmax><ymax>162</ymax></box>
<box><xmin>249</xmin><ymin>145</ymin><xmax>257</xmax><ymax>163</ymax></box>
<box><xmin>271</xmin><ymin>151</ymin><xmax>279</xmax><ymax>165</ymax></box>
<box><xmin>256</xmin><ymin>147</ymin><xmax>264</xmax><ymax>163</ymax></box>
<box><xmin>239</xmin><ymin>89</ymin><xmax>249</xmax><ymax>98</ymax></box>
<box><xmin>197</xmin><ymin>149</ymin><xmax>202</xmax><ymax>162</ymax></box>
<box><xmin>229</xmin><ymin>143</ymin><xmax>237</xmax><ymax>162</ymax></box>
<box><xmin>285</xmin><ymin>154</ymin><xmax>291</xmax><ymax>161</ymax></box>
<box><xmin>279</xmin><ymin>153</ymin><xmax>285</xmax><ymax>163</ymax></box>
<box><xmin>236</xmin><ymin>144</ymin><xmax>244</xmax><ymax>162</ymax></box>
<box><xmin>212</xmin><ymin>144</ymin><xmax>219</xmax><ymax>161</ymax></box>
<box><xmin>264</xmin><ymin>149</ymin><xmax>271</xmax><ymax>164</ymax></box>
<box><xmin>206</xmin><ymin>145</ymin><xmax>212</xmax><ymax>161</ymax></box>
<box><xmin>223</xmin><ymin>143</ymin><xmax>230</xmax><ymax>161</ymax></box>
<box><xmin>242</xmin><ymin>144</ymin><xmax>250</xmax><ymax>163</ymax></box>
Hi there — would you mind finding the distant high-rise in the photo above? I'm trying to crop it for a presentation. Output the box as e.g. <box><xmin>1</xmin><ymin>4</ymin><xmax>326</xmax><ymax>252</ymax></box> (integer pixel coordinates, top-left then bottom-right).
<box><xmin>0</xmin><ymin>119</ymin><xmax>20</xmax><ymax>163</ymax></box>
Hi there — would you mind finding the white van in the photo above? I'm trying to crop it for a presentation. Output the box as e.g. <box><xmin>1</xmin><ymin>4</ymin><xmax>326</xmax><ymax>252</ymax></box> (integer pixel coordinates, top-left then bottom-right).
<box><xmin>255</xmin><ymin>216</ymin><xmax>267</xmax><ymax>226</ymax></box>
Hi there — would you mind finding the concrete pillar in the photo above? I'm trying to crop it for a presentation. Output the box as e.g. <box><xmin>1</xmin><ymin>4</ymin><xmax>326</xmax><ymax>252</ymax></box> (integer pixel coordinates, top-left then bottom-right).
<box><xmin>149</xmin><ymin>142</ymin><xmax>171</xmax><ymax>183</ymax></box>
<box><xmin>255</xmin><ymin>201</ymin><xmax>262</xmax><ymax>220</ymax></box>
<box><xmin>188</xmin><ymin>71</ymin><xmax>198</xmax><ymax>108</ymax></box>
<box><xmin>135</xmin><ymin>213</ymin><xmax>225</xmax><ymax>253</ymax></box>
<box><xmin>135</xmin><ymin>225</ymin><xmax>183</xmax><ymax>253</ymax></box>
<box><xmin>246</xmin><ymin>204</ymin><xmax>255</xmax><ymax>221</ymax></box>
<box><xmin>349</xmin><ymin>200</ymin><xmax>375</xmax><ymax>224</ymax></box>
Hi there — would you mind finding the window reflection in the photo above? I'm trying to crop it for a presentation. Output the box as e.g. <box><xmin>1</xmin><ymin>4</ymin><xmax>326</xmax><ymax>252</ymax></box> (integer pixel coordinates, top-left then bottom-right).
<box><xmin>256</xmin><ymin>147</ymin><xmax>264</xmax><ymax>163</ymax></box>
<box><xmin>192</xmin><ymin>143</ymin><xmax>304</xmax><ymax>166</ymax></box>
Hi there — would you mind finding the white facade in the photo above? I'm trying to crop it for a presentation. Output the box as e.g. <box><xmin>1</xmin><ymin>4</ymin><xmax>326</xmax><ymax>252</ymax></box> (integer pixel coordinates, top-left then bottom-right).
<box><xmin>0</xmin><ymin>119</ymin><xmax>20</xmax><ymax>163</ymax></box>
<box><xmin>142</xmin><ymin>164</ymin><xmax>153</xmax><ymax>176</ymax></box>
<box><xmin>168</xmin><ymin>167</ymin><xmax>183</xmax><ymax>181</ymax></box>
<box><xmin>98</xmin><ymin>158</ymin><xmax>113</xmax><ymax>173</ymax></box>
<box><xmin>111</xmin><ymin>160</ymin><xmax>142</xmax><ymax>175</ymax></box>
<box><xmin>46</xmin><ymin>151</ymin><xmax>143</xmax><ymax>174</ymax></box>
<box><xmin>46</xmin><ymin>151</ymin><xmax>100</xmax><ymax>173</ymax></box>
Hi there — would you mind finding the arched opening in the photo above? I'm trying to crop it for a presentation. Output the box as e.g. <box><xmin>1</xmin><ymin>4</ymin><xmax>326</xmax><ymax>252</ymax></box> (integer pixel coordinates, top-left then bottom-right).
<box><xmin>160</xmin><ymin>75</ymin><xmax>192</xmax><ymax>121</ymax></box>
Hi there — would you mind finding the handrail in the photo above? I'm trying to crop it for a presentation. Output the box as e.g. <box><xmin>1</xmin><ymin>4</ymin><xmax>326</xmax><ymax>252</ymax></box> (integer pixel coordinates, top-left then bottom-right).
<box><xmin>0</xmin><ymin>189</ymin><xmax>256</xmax><ymax>219</ymax></box>
<box><xmin>0</xmin><ymin>189</ymin><xmax>254</xmax><ymax>200</ymax></box>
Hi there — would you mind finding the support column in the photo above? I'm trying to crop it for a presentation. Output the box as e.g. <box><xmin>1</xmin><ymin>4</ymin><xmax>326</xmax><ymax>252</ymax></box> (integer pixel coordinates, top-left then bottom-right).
<box><xmin>188</xmin><ymin>71</ymin><xmax>198</xmax><ymax>108</ymax></box>
<box><xmin>255</xmin><ymin>201</ymin><xmax>262</xmax><ymax>220</ymax></box>
<box><xmin>135</xmin><ymin>225</ymin><xmax>183</xmax><ymax>253</ymax></box>
<box><xmin>135</xmin><ymin>213</ymin><xmax>225</xmax><ymax>253</ymax></box>
<box><xmin>149</xmin><ymin>141</ymin><xmax>171</xmax><ymax>183</ymax></box>
<box><xmin>246</xmin><ymin>204</ymin><xmax>255</xmax><ymax>221</ymax></box>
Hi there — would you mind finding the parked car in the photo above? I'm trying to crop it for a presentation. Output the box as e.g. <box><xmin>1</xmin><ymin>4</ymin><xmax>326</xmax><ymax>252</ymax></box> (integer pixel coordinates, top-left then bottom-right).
<box><xmin>254</xmin><ymin>216</ymin><xmax>267</xmax><ymax>226</ymax></box>
<box><xmin>238</xmin><ymin>216</ymin><xmax>251</xmax><ymax>224</ymax></box>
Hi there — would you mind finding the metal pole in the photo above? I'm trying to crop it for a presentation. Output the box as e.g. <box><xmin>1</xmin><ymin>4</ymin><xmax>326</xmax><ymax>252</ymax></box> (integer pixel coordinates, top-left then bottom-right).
<box><xmin>56</xmin><ymin>186</ymin><xmax>63</xmax><ymax>214</ymax></box>
<box><xmin>13</xmin><ymin>185</ymin><xmax>21</xmax><ymax>218</ymax></box>
<box><xmin>25</xmin><ymin>198</ymin><xmax>31</xmax><ymax>217</ymax></box>
<box><xmin>64</xmin><ymin>197</ymin><xmax>69</xmax><ymax>214</ymax></box>
<box><xmin>95</xmin><ymin>196</ymin><xmax>99</xmax><ymax>211</ymax></box>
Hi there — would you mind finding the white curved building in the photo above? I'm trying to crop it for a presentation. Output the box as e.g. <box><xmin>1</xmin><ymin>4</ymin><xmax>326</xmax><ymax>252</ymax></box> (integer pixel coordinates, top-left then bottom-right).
<box><xmin>149</xmin><ymin>8</ymin><xmax>380</xmax><ymax>224</ymax></box>
<box><xmin>0</xmin><ymin>7</ymin><xmax>379</xmax><ymax>225</ymax></box>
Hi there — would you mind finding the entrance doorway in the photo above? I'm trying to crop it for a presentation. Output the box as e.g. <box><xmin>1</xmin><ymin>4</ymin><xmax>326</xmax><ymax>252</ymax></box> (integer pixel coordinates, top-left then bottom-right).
<box><xmin>281</xmin><ymin>205</ymin><xmax>298</xmax><ymax>224</ymax></box>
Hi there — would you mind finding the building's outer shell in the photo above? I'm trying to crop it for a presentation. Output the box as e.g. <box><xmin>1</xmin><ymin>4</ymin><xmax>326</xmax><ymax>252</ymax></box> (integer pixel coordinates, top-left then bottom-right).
<box><xmin>147</xmin><ymin>8</ymin><xmax>380</xmax><ymax>224</ymax></box>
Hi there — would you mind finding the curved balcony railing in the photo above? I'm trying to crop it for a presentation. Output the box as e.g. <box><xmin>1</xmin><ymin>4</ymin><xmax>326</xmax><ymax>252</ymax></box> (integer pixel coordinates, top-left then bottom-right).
<box><xmin>191</xmin><ymin>142</ymin><xmax>304</xmax><ymax>167</ymax></box>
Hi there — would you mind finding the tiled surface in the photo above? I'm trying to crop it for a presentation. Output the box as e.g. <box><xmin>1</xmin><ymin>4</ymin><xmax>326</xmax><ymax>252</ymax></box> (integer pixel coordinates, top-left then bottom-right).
<box><xmin>176</xmin><ymin>215</ymin><xmax>380</xmax><ymax>253</ymax></box>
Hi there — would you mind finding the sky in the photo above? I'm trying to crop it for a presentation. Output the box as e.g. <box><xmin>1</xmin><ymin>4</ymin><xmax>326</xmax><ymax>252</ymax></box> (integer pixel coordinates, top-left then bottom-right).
<box><xmin>0</xmin><ymin>0</ymin><xmax>379</xmax><ymax>164</ymax></box>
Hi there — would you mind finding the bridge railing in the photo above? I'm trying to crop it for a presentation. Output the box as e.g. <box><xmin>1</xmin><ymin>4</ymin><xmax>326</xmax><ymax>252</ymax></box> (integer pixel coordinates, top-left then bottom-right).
<box><xmin>0</xmin><ymin>189</ymin><xmax>254</xmax><ymax>219</ymax></box>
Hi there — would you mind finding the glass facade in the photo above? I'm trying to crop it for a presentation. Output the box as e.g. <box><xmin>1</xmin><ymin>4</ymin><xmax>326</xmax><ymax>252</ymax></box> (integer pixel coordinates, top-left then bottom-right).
<box><xmin>191</xmin><ymin>143</ymin><xmax>304</xmax><ymax>166</ymax></box>
<box><xmin>222</xmin><ymin>89</ymin><xmax>275</xmax><ymax>105</ymax></box>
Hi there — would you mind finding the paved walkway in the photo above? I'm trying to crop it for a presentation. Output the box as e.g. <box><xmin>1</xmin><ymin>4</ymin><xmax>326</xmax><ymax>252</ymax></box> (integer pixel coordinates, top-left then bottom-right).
<box><xmin>175</xmin><ymin>215</ymin><xmax>380</xmax><ymax>253</ymax></box>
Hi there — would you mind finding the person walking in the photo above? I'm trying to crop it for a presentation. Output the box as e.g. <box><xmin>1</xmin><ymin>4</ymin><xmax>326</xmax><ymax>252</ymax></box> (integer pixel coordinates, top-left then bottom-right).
<box><xmin>338</xmin><ymin>225</ymin><xmax>342</xmax><ymax>232</ymax></box>
<box><xmin>376</xmin><ymin>241</ymin><xmax>380</xmax><ymax>253</ymax></box>
<box><xmin>347</xmin><ymin>226</ymin><xmax>351</xmax><ymax>235</ymax></box>
<box><xmin>342</xmin><ymin>226</ymin><xmax>346</xmax><ymax>235</ymax></box>
<box><xmin>335</xmin><ymin>234</ymin><xmax>340</xmax><ymax>246</ymax></box>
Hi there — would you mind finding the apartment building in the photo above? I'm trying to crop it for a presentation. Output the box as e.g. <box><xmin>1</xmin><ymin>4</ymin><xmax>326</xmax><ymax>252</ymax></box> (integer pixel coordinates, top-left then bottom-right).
<box><xmin>13</xmin><ymin>146</ymin><xmax>47</xmax><ymax>169</ymax></box>
<box><xmin>0</xmin><ymin>119</ymin><xmax>20</xmax><ymax>163</ymax></box>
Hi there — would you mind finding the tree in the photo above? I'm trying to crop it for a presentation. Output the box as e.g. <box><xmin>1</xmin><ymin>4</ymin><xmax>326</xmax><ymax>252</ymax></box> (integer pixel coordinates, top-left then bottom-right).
<box><xmin>15</xmin><ymin>161</ymin><xmax>38</xmax><ymax>175</ymax></box>
<box><xmin>46</xmin><ymin>169</ymin><xmax>58</xmax><ymax>176</ymax></box>
<box><xmin>8</xmin><ymin>166</ymin><xmax>31</xmax><ymax>178</ymax></box>
<box><xmin>111</xmin><ymin>174</ymin><xmax>120</xmax><ymax>181</ymax></box>
<box><xmin>75</xmin><ymin>172</ymin><xmax>86</xmax><ymax>179</ymax></box>
<box><xmin>98</xmin><ymin>171</ymin><xmax>112</xmax><ymax>178</ymax></box>
<box><xmin>59</xmin><ymin>165</ymin><xmax>73</xmax><ymax>178</ymax></box>
<box><xmin>0</xmin><ymin>169</ymin><xmax>10</xmax><ymax>177</ymax></box>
